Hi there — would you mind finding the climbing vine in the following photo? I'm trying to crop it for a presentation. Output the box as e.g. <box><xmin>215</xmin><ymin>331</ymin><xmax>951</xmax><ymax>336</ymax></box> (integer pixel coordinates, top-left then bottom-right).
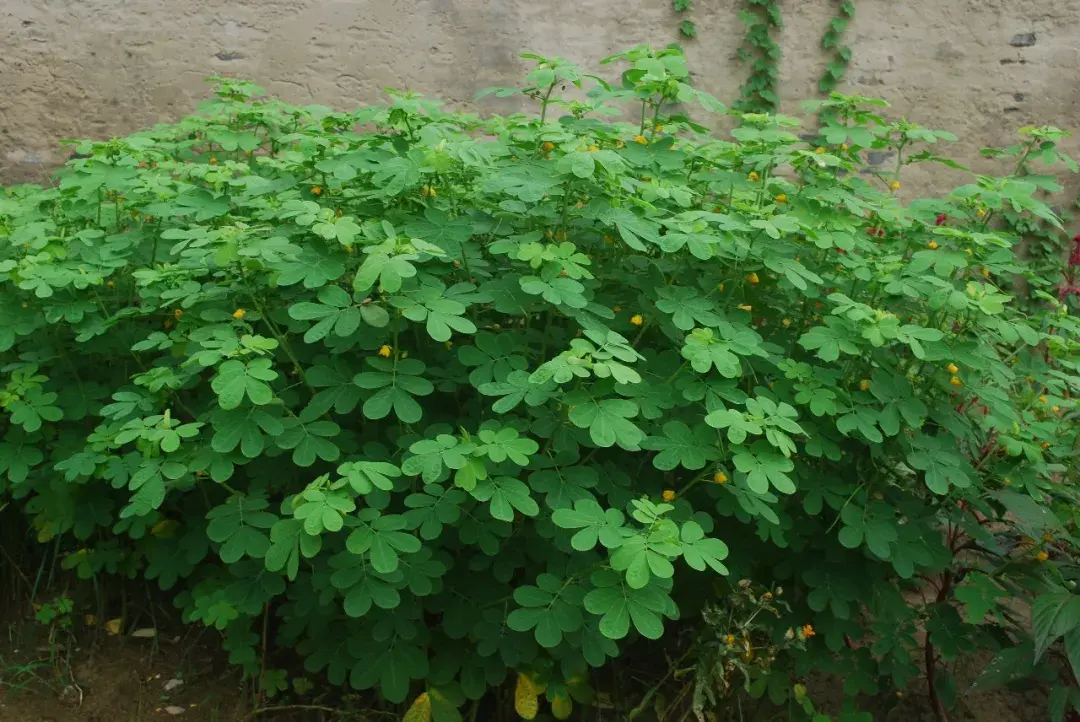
<box><xmin>734</xmin><ymin>0</ymin><xmax>783</xmax><ymax>113</ymax></box>
<box><xmin>673</xmin><ymin>0</ymin><xmax>696</xmax><ymax>38</ymax></box>
<box><xmin>669</xmin><ymin>1</ymin><xmax>858</xmax><ymax>115</ymax></box>
<box><xmin>818</xmin><ymin>1</ymin><xmax>856</xmax><ymax>94</ymax></box>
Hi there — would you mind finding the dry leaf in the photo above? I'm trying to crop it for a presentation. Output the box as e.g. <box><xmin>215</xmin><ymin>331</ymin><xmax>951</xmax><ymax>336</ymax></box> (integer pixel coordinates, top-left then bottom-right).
<box><xmin>514</xmin><ymin>673</ymin><xmax>543</xmax><ymax>720</ymax></box>
<box><xmin>131</xmin><ymin>628</ymin><xmax>157</xmax><ymax>638</ymax></box>
<box><xmin>402</xmin><ymin>691</ymin><xmax>431</xmax><ymax>722</ymax></box>
<box><xmin>163</xmin><ymin>706</ymin><xmax>185</xmax><ymax>715</ymax></box>
<box><xmin>551</xmin><ymin>693</ymin><xmax>573</xmax><ymax>720</ymax></box>
<box><xmin>163</xmin><ymin>678</ymin><xmax>183</xmax><ymax>692</ymax></box>
<box><xmin>103</xmin><ymin>618</ymin><xmax>122</xmax><ymax>635</ymax></box>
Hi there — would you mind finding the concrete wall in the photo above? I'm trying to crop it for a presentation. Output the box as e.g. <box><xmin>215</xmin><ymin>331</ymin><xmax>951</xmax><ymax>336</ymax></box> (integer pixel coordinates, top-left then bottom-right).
<box><xmin>2</xmin><ymin>0</ymin><xmax>1079</xmax><ymax>194</ymax></box>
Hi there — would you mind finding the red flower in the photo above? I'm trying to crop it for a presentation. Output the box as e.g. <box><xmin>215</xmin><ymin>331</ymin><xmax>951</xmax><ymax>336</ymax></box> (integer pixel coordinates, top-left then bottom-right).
<box><xmin>935</xmin><ymin>214</ymin><xmax>947</xmax><ymax>226</ymax></box>
<box><xmin>1069</xmin><ymin>234</ymin><xmax>1080</xmax><ymax>268</ymax></box>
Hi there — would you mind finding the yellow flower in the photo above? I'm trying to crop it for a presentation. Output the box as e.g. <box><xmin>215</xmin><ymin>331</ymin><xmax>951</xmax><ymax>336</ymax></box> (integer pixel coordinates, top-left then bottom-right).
<box><xmin>774</xmin><ymin>194</ymin><xmax>787</xmax><ymax>204</ymax></box>
<box><xmin>840</xmin><ymin>143</ymin><xmax>849</xmax><ymax>150</ymax></box>
<box><xmin>977</xmin><ymin>208</ymin><xmax>987</xmax><ymax>218</ymax></box>
<box><xmin>106</xmin><ymin>280</ymin><xmax>115</xmax><ymax>287</ymax></box>
<box><xmin>713</xmin><ymin>471</ymin><xmax>728</xmax><ymax>484</ymax></box>
<box><xmin>654</xmin><ymin>124</ymin><xmax>664</xmax><ymax>133</ymax></box>
<box><xmin>173</xmin><ymin>309</ymin><xmax>184</xmax><ymax>319</ymax></box>
<box><xmin>630</xmin><ymin>314</ymin><xmax>644</xmax><ymax>326</ymax></box>
<box><xmin>746</xmin><ymin>272</ymin><xmax>759</xmax><ymax>285</ymax></box>
<box><xmin>949</xmin><ymin>376</ymin><xmax>963</xmax><ymax>387</ymax></box>
<box><xmin>814</xmin><ymin>147</ymin><xmax>825</xmax><ymax>155</ymax></box>
<box><xmin>378</xmin><ymin>345</ymin><xmax>392</xmax><ymax>358</ymax></box>
<box><xmin>801</xmin><ymin>624</ymin><xmax>815</xmax><ymax>638</ymax></box>
<box><xmin>890</xmin><ymin>181</ymin><xmax>901</xmax><ymax>190</ymax></box>
<box><xmin>1052</xmin><ymin>405</ymin><xmax>1061</xmax><ymax>413</ymax></box>
<box><xmin>748</xmin><ymin>171</ymin><xmax>760</xmax><ymax>182</ymax></box>
<box><xmin>587</xmin><ymin>145</ymin><xmax>599</xmax><ymax>152</ymax></box>
<box><xmin>859</xmin><ymin>379</ymin><xmax>870</xmax><ymax>391</ymax></box>
<box><xmin>1039</xmin><ymin>395</ymin><xmax>1048</xmax><ymax>403</ymax></box>
<box><xmin>717</xmin><ymin>282</ymin><xmax>725</xmax><ymax>292</ymax></box>
<box><xmin>616</xmin><ymin>140</ymin><xmax>624</xmax><ymax>148</ymax></box>
<box><xmin>981</xmin><ymin>267</ymin><xmax>990</xmax><ymax>277</ymax></box>
<box><xmin>1043</xmin><ymin>534</ymin><xmax>1054</xmax><ymax>543</ymax></box>
<box><xmin>662</xmin><ymin>489</ymin><xmax>676</xmax><ymax>502</ymax></box>
<box><xmin>737</xmin><ymin>304</ymin><xmax>752</xmax><ymax>312</ymax></box>
<box><xmin>928</xmin><ymin>240</ymin><xmax>939</xmax><ymax>250</ymax></box>
<box><xmin>1036</xmin><ymin>551</ymin><xmax>1049</xmax><ymax>561</ymax></box>
<box><xmin>634</xmin><ymin>135</ymin><xmax>648</xmax><ymax>145</ymax></box>
<box><xmin>209</xmin><ymin>156</ymin><xmax>217</xmax><ymax>165</ymax></box>
<box><xmin>781</xmin><ymin>318</ymin><xmax>791</xmax><ymax>327</ymax></box>
<box><xmin>311</xmin><ymin>185</ymin><xmax>322</xmax><ymax>195</ymax></box>
<box><xmin>946</xmin><ymin>363</ymin><xmax>958</xmax><ymax>374</ymax></box>
<box><xmin>613</xmin><ymin>305</ymin><xmax>622</xmax><ymax>312</ymax></box>
<box><xmin>724</xmin><ymin>634</ymin><xmax>736</xmax><ymax>645</ymax></box>
<box><xmin>541</xmin><ymin>142</ymin><xmax>555</xmax><ymax>151</ymax></box>
<box><xmin>232</xmin><ymin>309</ymin><xmax>246</xmax><ymax>320</ymax></box>
<box><xmin>1003</xmin><ymin>477</ymin><xmax>1012</xmax><ymax>485</ymax></box>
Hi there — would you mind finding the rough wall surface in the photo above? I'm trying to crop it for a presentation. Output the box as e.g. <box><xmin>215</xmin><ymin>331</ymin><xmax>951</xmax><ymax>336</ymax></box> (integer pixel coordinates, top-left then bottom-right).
<box><xmin>2</xmin><ymin>0</ymin><xmax>1079</xmax><ymax>194</ymax></box>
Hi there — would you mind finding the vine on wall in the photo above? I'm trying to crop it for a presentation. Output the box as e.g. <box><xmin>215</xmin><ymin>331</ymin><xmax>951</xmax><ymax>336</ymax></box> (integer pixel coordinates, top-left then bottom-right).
<box><xmin>673</xmin><ymin>0</ymin><xmax>696</xmax><ymax>38</ymax></box>
<box><xmin>818</xmin><ymin>0</ymin><xmax>856</xmax><ymax>94</ymax></box>
<box><xmin>734</xmin><ymin>0</ymin><xmax>784</xmax><ymax>113</ymax></box>
<box><xmin>669</xmin><ymin>0</ymin><xmax>857</xmax><ymax>115</ymax></box>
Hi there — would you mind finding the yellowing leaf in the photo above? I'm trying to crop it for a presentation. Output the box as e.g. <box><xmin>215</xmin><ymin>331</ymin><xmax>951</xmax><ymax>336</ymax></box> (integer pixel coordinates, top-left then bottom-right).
<box><xmin>104</xmin><ymin>618</ymin><xmax>122</xmax><ymax>635</ymax></box>
<box><xmin>551</xmin><ymin>693</ymin><xmax>573</xmax><ymax>720</ymax></box>
<box><xmin>151</xmin><ymin>519</ymin><xmax>178</xmax><ymax>538</ymax></box>
<box><xmin>515</xmin><ymin>673</ymin><xmax>542</xmax><ymax>720</ymax></box>
<box><xmin>403</xmin><ymin>692</ymin><xmax>431</xmax><ymax>722</ymax></box>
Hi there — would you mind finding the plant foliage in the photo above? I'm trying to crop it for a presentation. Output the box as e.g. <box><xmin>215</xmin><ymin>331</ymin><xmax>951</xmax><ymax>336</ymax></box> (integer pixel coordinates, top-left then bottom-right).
<box><xmin>3</xmin><ymin>45</ymin><xmax>1080</xmax><ymax>720</ymax></box>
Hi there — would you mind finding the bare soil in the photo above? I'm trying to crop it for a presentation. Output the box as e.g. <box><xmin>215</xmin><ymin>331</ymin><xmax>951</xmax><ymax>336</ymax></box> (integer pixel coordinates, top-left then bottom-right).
<box><xmin>0</xmin><ymin>618</ymin><xmax>1051</xmax><ymax>722</ymax></box>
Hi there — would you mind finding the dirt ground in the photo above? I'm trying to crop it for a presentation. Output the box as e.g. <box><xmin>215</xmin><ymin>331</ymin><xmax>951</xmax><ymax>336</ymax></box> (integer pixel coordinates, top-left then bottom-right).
<box><xmin>0</xmin><ymin>621</ymin><xmax>1053</xmax><ymax>722</ymax></box>
<box><xmin>0</xmin><ymin>629</ymin><xmax>256</xmax><ymax>722</ymax></box>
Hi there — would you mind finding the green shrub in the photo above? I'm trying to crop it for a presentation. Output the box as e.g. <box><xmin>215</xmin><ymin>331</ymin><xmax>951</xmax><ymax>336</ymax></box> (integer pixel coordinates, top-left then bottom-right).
<box><xmin>3</xmin><ymin>45</ymin><xmax>1080</xmax><ymax>720</ymax></box>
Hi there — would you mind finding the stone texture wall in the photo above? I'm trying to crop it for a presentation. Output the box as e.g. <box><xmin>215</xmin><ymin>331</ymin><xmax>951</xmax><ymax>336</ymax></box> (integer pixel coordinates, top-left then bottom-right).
<box><xmin>2</xmin><ymin>0</ymin><xmax>1079</xmax><ymax>194</ymax></box>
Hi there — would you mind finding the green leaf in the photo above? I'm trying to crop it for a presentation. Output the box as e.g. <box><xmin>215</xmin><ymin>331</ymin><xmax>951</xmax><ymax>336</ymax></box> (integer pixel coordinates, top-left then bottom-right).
<box><xmin>475</xmin><ymin>426</ymin><xmax>539</xmax><ymax>466</ymax></box>
<box><xmin>1033</xmin><ymin>591</ymin><xmax>1080</xmax><ymax>660</ymax></box>
<box><xmin>470</xmin><ymin>476</ymin><xmax>539</xmax><ymax>521</ymax></box>
<box><xmin>292</xmin><ymin>486</ymin><xmax>356</xmax><ymax>535</ymax></box>
<box><xmin>583</xmin><ymin>569</ymin><xmax>669</xmax><ymax>640</ymax></box>
<box><xmin>954</xmin><ymin>572</ymin><xmax>1007</xmax><ymax>623</ymax></box>
<box><xmin>506</xmin><ymin>573</ymin><xmax>584</xmax><ymax>648</ymax></box>
<box><xmin>211</xmin><ymin>358</ymin><xmax>278</xmax><ymax>410</ymax></box>
<box><xmin>346</xmin><ymin>509</ymin><xmax>422</xmax><ymax>573</ymax></box>
<box><xmin>354</xmin><ymin>358</ymin><xmax>435</xmax><ymax>424</ymax></box>
<box><xmin>551</xmin><ymin>499</ymin><xmax>626</xmax><ymax>551</ymax></box>
<box><xmin>610</xmin><ymin>524</ymin><xmax>681</xmax><ymax>589</ymax></box>
<box><xmin>337</xmin><ymin>460</ymin><xmax>402</xmax><ymax>494</ymax></box>
<box><xmin>678</xmin><ymin>521</ymin><xmax>729</xmax><ymax>574</ymax></box>
<box><xmin>642</xmin><ymin>421</ymin><xmax>720</xmax><ymax>470</ymax></box>
<box><xmin>566</xmin><ymin>396</ymin><xmax>646</xmax><ymax>450</ymax></box>
<box><xmin>732</xmin><ymin>444</ymin><xmax>796</xmax><ymax>494</ymax></box>
<box><xmin>206</xmin><ymin>496</ymin><xmax>278</xmax><ymax>563</ymax></box>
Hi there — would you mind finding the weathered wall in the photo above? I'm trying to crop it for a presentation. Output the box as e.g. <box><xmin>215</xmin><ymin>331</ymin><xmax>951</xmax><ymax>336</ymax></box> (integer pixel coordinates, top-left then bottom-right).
<box><xmin>2</xmin><ymin>0</ymin><xmax>1079</xmax><ymax>194</ymax></box>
